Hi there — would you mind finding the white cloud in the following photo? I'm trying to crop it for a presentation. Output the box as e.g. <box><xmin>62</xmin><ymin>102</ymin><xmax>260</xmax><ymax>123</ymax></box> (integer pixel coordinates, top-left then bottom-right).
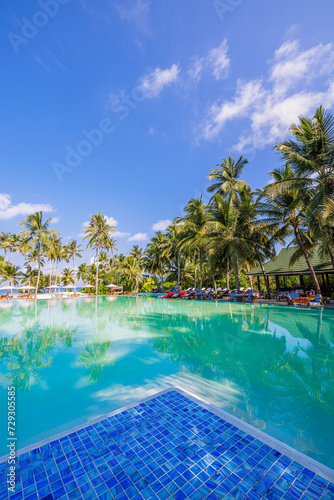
<box><xmin>0</xmin><ymin>193</ymin><xmax>55</xmax><ymax>220</ymax></box>
<box><xmin>115</xmin><ymin>0</ymin><xmax>151</xmax><ymax>35</ymax></box>
<box><xmin>208</xmin><ymin>39</ymin><xmax>230</xmax><ymax>80</ymax></box>
<box><xmin>201</xmin><ymin>79</ymin><xmax>264</xmax><ymax>141</ymax></box>
<box><xmin>50</xmin><ymin>217</ymin><xmax>60</xmax><ymax>224</ymax></box>
<box><xmin>128</xmin><ymin>232</ymin><xmax>148</xmax><ymax>242</ymax></box>
<box><xmin>188</xmin><ymin>39</ymin><xmax>230</xmax><ymax>82</ymax></box>
<box><xmin>152</xmin><ymin>219</ymin><xmax>172</xmax><ymax>231</ymax></box>
<box><xmin>140</xmin><ymin>64</ymin><xmax>180</xmax><ymax>98</ymax></box>
<box><xmin>105</xmin><ymin>216</ymin><xmax>118</xmax><ymax>227</ymax></box>
<box><xmin>149</xmin><ymin>127</ymin><xmax>155</xmax><ymax>135</ymax></box>
<box><xmin>115</xmin><ymin>231</ymin><xmax>131</xmax><ymax>238</ymax></box>
<box><xmin>188</xmin><ymin>57</ymin><xmax>205</xmax><ymax>82</ymax></box>
<box><xmin>199</xmin><ymin>37</ymin><xmax>334</xmax><ymax>150</ymax></box>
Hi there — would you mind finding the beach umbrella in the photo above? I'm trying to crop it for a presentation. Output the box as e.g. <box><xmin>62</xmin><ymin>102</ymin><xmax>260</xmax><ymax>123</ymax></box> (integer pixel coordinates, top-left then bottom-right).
<box><xmin>106</xmin><ymin>284</ymin><xmax>118</xmax><ymax>288</ymax></box>
<box><xmin>62</xmin><ymin>284</ymin><xmax>78</xmax><ymax>289</ymax></box>
<box><xmin>83</xmin><ymin>284</ymin><xmax>94</xmax><ymax>288</ymax></box>
<box><xmin>0</xmin><ymin>285</ymin><xmax>18</xmax><ymax>290</ymax></box>
<box><xmin>19</xmin><ymin>285</ymin><xmax>36</xmax><ymax>291</ymax></box>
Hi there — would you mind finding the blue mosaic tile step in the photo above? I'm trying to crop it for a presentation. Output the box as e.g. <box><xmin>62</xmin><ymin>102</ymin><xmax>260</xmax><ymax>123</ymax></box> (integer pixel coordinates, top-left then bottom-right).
<box><xmin>1</xmin><ymin>390</ymin><xmax>333</xmax><ymax>500</ymax></box>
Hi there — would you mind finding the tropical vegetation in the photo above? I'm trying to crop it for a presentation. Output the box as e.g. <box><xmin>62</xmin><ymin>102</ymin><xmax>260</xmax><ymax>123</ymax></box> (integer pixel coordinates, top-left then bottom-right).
<box><xmin>1</xmin><ymin>106</ymin><xmax>334</xmax><ymax>296</ymax></box>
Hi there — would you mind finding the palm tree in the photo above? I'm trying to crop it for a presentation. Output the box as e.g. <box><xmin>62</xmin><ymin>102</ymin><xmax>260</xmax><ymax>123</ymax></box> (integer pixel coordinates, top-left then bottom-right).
<box><xmin>60</xmin><ymin>268</ymin><xmax>74</xmax><ymax>286</ymax></box>
<box><xmin>66</xmin><ymin>240</ymin><xmax>82</xmax><ymax>288</ymax></box>
<box><xmin>207</xmin><ymin>155</ymin><xmax>249</xmax><ymax>201</ymax></box>
<box><xmin>46</xmin><ymin>233</ymin><xmax>61</xmax><ymax>286</ymax></box>
<box><xmin>8</xmin><ymin>234</ymin><xmax>21</xmax><ymax>264</ymax></box>
<box><xmin>263</xmin><ymin>164</ymin><xmax>321</xmax><ymax>294</ymax></box>
<box><xmin>208</xmin><ymin>189</ymin><xmax>261</xmax><ymax>292</ymax></box>
<box><xmin>175</xmin><ymin>197</ymin><xmax>210</xmax><ymax>289</ymax></box>
<box><xmin>162</xmin><ymin>223</ymin><xmax>183</xmax><ymax>290</ymax></box>
<box><xmin>21</xmin><ymin>265</ymin><xmax>38</xmax><ymax>287</ymax></box>
<box><xmin>19</xmin><ymin>212</ymin><xmax>51</xmax><ymax>298</ymax></box>
<box><xmin>0</xmin><ymin>264</ymin><xmax>21</xmax><ymax>287</ymax></box>
<box><xmin>274</xmin><ymin>106</ymin><xmax>334</xmax><ymax>267</ymax></box>
<box><xmin>83</xmin><ymin>213</ymin><xmax>117</xmax><ymax>295</ymax></box>
<box><xmin>0</xmin><ymin>232</ymin><xmax>11</xmax><ymax>262</ymax></box>
<box><xmin>143</xmin><ymin>232</ymin><xmax>169</xmax><ymax>291</ymax></box>
<box><xmin>122</xmin><ymin>256</ymin><xmax>142</xmax><ymax>292</ymax></box>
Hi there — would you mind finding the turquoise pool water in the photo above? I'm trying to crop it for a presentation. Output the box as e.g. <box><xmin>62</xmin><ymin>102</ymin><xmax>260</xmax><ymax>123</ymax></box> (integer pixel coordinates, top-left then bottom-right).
<box><xmin>0</xmin><ymin>296</ymin><xmax>333</xmax><ymax>468</ymax></box>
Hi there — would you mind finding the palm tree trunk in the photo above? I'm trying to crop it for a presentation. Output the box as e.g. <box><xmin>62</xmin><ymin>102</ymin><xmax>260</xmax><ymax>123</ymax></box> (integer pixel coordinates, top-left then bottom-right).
<box><xmin>49</xmin><ymin>259</ymin><xmax>52</xmax><ymax>286</ymax></box>
<box><xmin>226</xmin><ymin>257</ymin><xmax>230</xmax><ymax>289</ymax></box>
<box><xmin>233</xmin><ymin>260</ymin><xmax>240</xmax><ymax>293</ymax></box>
<box><xmin>212</xmin><ymin>275</ymin><xmax>217</xmax><ymax>293</ymax></box>
<box><xmin>194</xmin><ymin>263</ymin><xmax>197</xmax><ymax>288</ymax></box>
<box><xmin>245</xmin><ymin>263</ymin><xmax>253</xmax><ymax>289</ymax></box>
<box><xmin>35</xmin><ymin>239</ymin><xmax>41</xmax><ymax>299</ymax></box>
<box><xmin>73</xmin><ymin>257</ymin><xmax>76</xmax><ymax>288</ymax></box>
<box><xmin>327</xmin><ymin>243</ymin><xmax>334</xmax><ymax>269</ymax></box>
<box><xmin>177</xmin><ymin>253</ymin><xmax>180</xmax><ymax>290</ymax></box>
<box><xmin>95</xmin><ymin>248</ymin><xmax>99</xmax><ymax>295</ymax></box>
<box><xmin>294</xmin><ymin>226</ymin><xmax>321</xmax><ymax>294</ymax></box>
<box><xmin>160</xmin><ymin>265</ymin><xmax>164</xmax><ymax>292</ymax></box>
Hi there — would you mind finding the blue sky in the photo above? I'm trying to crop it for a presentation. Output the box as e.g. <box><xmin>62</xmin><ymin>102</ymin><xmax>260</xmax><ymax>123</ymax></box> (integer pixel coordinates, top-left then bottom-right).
<box><xmin>1</xmin><ymin>0</ymin><xmax>334</xmax><ymax>262</ymax></box>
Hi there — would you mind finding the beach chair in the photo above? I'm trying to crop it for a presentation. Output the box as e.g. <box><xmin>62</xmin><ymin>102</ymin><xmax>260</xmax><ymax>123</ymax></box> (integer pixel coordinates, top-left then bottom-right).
<box><xmin>308</xmin><ymin>295</ymin><xmax>324</xmax><ymax>308</ymax></box>
<box><xmin>287</xmin><ymin>293</ymin><xmax>300</xmax><ymax>306</ymax></box>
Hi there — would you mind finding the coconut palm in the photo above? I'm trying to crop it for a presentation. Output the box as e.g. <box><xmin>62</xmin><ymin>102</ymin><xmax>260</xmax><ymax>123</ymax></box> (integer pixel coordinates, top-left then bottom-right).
<box><xmin>60</xmin><ymin>268</ymin><xmax>74</xmax><ymax>286</ymax></box>
<box><xmin>274</xmin><ymin>106</ymin><xmax>334</xmax><ymax>266</ymax></box>
<box><xmin>207</xmin><ymin>155</ymin><xmax>249</xmax><ymax>202</ymax></box>
<box><xmin>0</xmin><ymin>264</ymin><xmax>21</xmax><ymax>287</ymax></box>
<box><xmin>175</xmin><ymin>197</ymin><xmax>211</xmax><ymax>289</ymax></box>
<box><xmin>83</xmin><ymin>213</ymin><xmax>117</xmax><ymax>295</ymax></box>
<box><xmin>8</xmin><ymin>234</ymin><xmax>21</xmax><ymax>264</ymax></box>
<box><xmin>19</xmin><ymin>212</ymin><xmax>52</xmax><ymax>298</ymax></box>
<box><xmin>207</xmin><ymin>188</ymin><xmax>261</xmax><ymax>292</ymax></box>
<box><xmin>263</xmin><ymin>164</ymin><xmax>321</xmax><ymax>294</ymax></box>
<box><xmin>0</xmin><ymin>232</ymin><xmax>11</xmax><ymax>262</ymax></box>
<box><xmin>122</xmin><ymin>256</ymin><xmax>142</xmax><ymax>292</ymax></box>
<box><xmin>66</xmin><ymin>240</ymin><xmax>82</xmax><ymax>287</ymax></box>
<box><xmin>21</xmin><ymin>265</ymin><xmax>38</xmax><ymax>287</ymax></box>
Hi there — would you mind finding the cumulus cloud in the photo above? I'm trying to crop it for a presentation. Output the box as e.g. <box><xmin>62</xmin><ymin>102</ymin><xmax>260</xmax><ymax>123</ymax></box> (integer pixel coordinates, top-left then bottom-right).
<box><xmin>128</xmin><ymin>232</ymin><xmax>148</xmax><ymax>242</ymax></box>
<box><xmin>208</xmin><ymin>39</ymin><xmax>230</xmax><ymax>80</ymax></box>
<box><xmin>199</xmin><ymin>37</ymin><xmax>334</xmax><ymax>149</ymax></box>
<box><xmin>140</xmin><ymin>64</ymin><xmax>180</xmax><ymax>98</ymax></box>
<box><xmin>115</xmin><ymin>231</ymin><xmax>131</xmax><ymax>238</ymax></box>
<box><xmin>0</xmin><ymin>193</ymin><xmax>55</xmax><ymax>220</ymax></box>
<box><xmin>50</xmin><ymin>217</ymin><xmax>60</xmax><ymax>224</ymax></box>
<box><xmin>152</xmin><ymin>219</ymin><xmax>172</xmax><ymax>231</ymax></box>
<box><xmin>105</xmin><ymin>216</ymin><xmax>118</xmax><ymax>227</ymax></box>
<box><xmin>188</xmin><ymin>39</ymin><xmax>230</xmax><ymax>82</ymax></box>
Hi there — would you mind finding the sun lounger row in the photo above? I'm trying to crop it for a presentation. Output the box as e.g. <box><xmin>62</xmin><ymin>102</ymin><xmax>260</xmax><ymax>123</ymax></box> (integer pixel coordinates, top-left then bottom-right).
<box><xmin>161</xmin><ymin>287</ymin><xmax>263</xmax><ymax>302</ymax></box>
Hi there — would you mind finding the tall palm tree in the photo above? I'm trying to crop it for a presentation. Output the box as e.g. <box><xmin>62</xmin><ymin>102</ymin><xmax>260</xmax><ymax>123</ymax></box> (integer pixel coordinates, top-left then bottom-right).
<box><xmin>162</xmin><ymin>223</ymin><xmax>183</xmax><ymax>289</ymax></box>
<box><xmin>60</xmin><ymin>268</ymin><xmax>74</xmax><ymax>286</ymax></box>
<box><xmin>263</xmin><ymin>164</ymin><xmax>321</xmax><ymax>294</ymax></box>
<box><xmin>83</xmin><ymin>213</ymin><xmax>117</xmax><ymax>295</ymax></box>
<box><xmin>274</xmin><ymin>106</ymin><xmax>334</xmax><ymax>267</ymax></box>
<box><xmin>21</xmin><ymin>265</ymin><xmax>38</xmax><ymax>287</ymax></box>
<box><xmin>0</xmin><ymin>232</ymin><xmax>11</xmax><ymax>262</ymax></box>
<box><xmin>208</xmin><ymin>189</ymin><xmax>261</xmax><ymax>292</ymax></box>
<box><xmin>207</xmin><ymin>155</ymin><xmax>249</xmax><ymax>201</ymax></box>
<box><xmin>122</xmin><ymin>256</ymin><xmax>142</xmax><ymax>292</ymax></box>
<box><xmin>175</xmin><ymin>197</ymin><xmax>210</xmax><ymax>289</ymax></box>
<box><xmin>19</xmin><ymin>212</ymin><xmax>51</xmax><ymax>298</ymax></box>
<box><xmin>66</xmin><ymin>240</ymin><xmax>82</xmax><ymax>288</ymax></box>
<box><xmin>0</xmin><ymin>264</ymin><xmax>21</xmax><ymax>287</ymax></box>
<box><xmin>8</xmin><ymin>234</ymin><xmax>21</xmax><ymax>264</ymax></box>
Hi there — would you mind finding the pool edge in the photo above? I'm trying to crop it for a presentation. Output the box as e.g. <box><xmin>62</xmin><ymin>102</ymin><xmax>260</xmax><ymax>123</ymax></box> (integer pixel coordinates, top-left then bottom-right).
<box><xmin>1</xmin><ymin>385</ymin><xmax>334</xmax><ymax>483</ymax></box>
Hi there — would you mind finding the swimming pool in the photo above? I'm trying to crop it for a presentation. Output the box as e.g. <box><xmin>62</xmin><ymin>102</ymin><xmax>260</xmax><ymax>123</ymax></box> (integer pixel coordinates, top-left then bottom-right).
<box><xmin>0</xmin><ymin>296</ymin><xmax>333</xmax><ymax>468</ymax></box>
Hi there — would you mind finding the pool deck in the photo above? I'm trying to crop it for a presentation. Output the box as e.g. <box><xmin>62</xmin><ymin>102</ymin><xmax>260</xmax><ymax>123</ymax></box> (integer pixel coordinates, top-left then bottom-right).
<box><xmin>1</xmin><ymin>388</ymin><xmax>333</xmax><ymax>500</ymax></box>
